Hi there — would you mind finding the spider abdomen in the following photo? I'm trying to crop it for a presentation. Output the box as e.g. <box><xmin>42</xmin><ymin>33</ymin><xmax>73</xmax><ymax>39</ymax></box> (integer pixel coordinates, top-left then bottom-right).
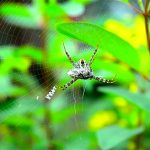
<box><xmin>67</xmin><ymin>67</ymin><xmax>94</xmax><ymax>79</ymax></box>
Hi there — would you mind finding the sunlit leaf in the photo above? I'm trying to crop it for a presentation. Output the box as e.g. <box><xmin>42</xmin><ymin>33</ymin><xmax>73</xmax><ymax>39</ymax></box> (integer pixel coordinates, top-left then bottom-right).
<box><xmin>99</xmin><ymin>87</ymin><xmax>150</xmax><ymax>113</ymax></box>
<box><xmin>57</xmin><ymin>23</ymin><xmax>139</xmax><ymax>70</ymax></box>
<box><xmin>97</xmin><ymin>125</ymin><xmax>144</xmax><ymax>150</ymax></box>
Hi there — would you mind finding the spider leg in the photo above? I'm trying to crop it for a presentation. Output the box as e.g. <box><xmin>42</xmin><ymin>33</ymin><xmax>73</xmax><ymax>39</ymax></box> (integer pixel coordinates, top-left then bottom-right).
<box><xmin>45</xmin><ymin>86</ymin><xmax>57</xmax><ymax>100</ymax></box>
<box><xmin>57</xmin><ymin>78</ymin><xmax>77</xmax><ymax>90</ymax></box>
<box><xmin>89</xmin><ymin>45</ymin><xmax>99</xmax><ymax>65</ymax></box>
<box><xmin>93</xmin><ymin>76</ymin><xmax>115</xmax><ymax>83</ymax></box>
<box><xmin>63</xmin><ymin>42</ymin><xmax>75</xmax><ymax>66</ymax></box>
<box><xmin>45</xmin><ymin>78</ymin><xmax>77</xmax><ymax>100</ymax></box>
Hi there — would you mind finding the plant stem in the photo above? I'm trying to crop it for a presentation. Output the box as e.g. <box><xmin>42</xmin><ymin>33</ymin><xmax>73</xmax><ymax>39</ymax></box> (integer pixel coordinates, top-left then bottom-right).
<box><xmin>143</xmin><ymin>0</ymin><xmax>150</xmax><ymax>54</ymax></box>
<box><xmin>144</xmin><ymin>14</ymin><xmax>150</xmax><ymax>52</ymax></box>
<box><xmin>145</xmin><ymin>0</ymin><xmax>150</xmax><ymax>11</ymax></box>
<box><xmin>134</xmin><ymin>112</ymin><xmax>143</xmax><ymax>150</ymax></box>
<box><xmin>128</xmin><ymin>1</ymin><xmax>150</xmax><ymax>54</ymax></box>
<box><xmin>41</xmin><ymin>15</ymin><xmax>56</xmax><ymax>150</ymax></box>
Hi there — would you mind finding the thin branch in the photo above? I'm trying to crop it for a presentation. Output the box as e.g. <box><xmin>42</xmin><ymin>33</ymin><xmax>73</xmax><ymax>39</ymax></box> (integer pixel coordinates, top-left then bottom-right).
<box><xmin>128</xmin><ymin>3</ymin><xmax>142</xmax><ymax>14</ymax></box>
<box><xmin>128</xmin><ymin>1</ymin><xmax>150</xmax><ymax>54</ymax></box>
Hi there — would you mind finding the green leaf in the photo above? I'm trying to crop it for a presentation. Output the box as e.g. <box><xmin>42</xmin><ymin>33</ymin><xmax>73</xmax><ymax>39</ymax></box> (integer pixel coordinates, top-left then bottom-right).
<box><xmin>52</xmin><ymin>105</ymin><xmax>82</xmax><ymax>123</ymax></box>
<box><xmin>33</xmin><ymin>0</ymin><xmax>45</xmax><ymax>13</ymax></box>
<box><xmin>97</xmin><ymin>125</ymin><xmax>144</xmax><ymax>150</ymax></box>
<box><xmin>57</xmin><ymin>23</ymin><xmax>139</xmax><ymax>70</ymax></box>
<box><xmin>0</xmin><ymin>46</ymin><xmax>15</xmax><ymax>59</ymax></box>
<box><xmin>99</xmin><ymin>87</ymin><xmax>150</xmax><ymax>113</ymax></box>
<box><xmin>92</xmin><ymin>60</ymin><xmax>134</xmax><ymax>83</ymax></box>
<box><xmin>4</xmin><ymin>116</ymin><xmax>33</xmax><ymax>127</ymax></box>
<box><xmin>0</xmin><ymin>76</ymin><xmax>27</xmax><ymax>97</ymax></box>
<box><xmin>0</xmin><ymin>97</ymin><xmax>42</xmax><ymax>122</ymax></box>
<box><xmin>64</xmin><ymin>131</ymin><xmax>96</xmax><ymax>150</ymax></box>
<box><xmin>0</xmin><ymin>57</ymin><xmax>31</xmax><ymax>74</ymax></box>
<box><xmin>45</xmin><ymin>4</ymin><xmax>66</xmax><ymax>17</ymax></box>
<box><xmin>0</xmin><ymin>46</ymin><xmax>42</xmax><ymax>63</ymax></box>
<box><xmin>16</xmin><ymin>46</ymin><xmax>43</xmax><ymax>63</ymax></box>
<box><xmin>118</xmin><ymin>0</ymin><xmax>129</xmax><ymax>3</ymax></box>
<box><xmin>72</xmin><ymin>0</ymin><xmax>93</xmax><ymax>5</ymax></box>
<box><xmin>0</xmin><ymin>4</ymin><xmax>40</xmax><ymax>28</ymax></box>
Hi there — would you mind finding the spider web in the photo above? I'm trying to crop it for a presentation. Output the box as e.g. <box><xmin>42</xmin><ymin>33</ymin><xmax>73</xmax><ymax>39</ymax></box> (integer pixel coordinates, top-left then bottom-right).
<box><xmin>0</xmin><ymin>5</ymin><xmax>90</xmax><ymax>149</ymax></box>
<box><xmin>0</xmin><ymin>0</ymin><xmax>125</xmax><ymax>149</ymax></box>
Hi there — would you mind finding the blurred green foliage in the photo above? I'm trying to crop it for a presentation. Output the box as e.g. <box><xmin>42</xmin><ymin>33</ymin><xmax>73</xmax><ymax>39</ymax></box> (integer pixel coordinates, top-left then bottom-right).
<box><xmin>0</xmin><ymin>0</ymin><xmax>150</xmax><ymax>150</ymax></box>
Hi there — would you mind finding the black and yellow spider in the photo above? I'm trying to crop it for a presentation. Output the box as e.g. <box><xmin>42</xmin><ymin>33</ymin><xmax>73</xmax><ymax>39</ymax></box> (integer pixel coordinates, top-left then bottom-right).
<box><xmin>46</xmin><ymin>43</ymin><xmax>115</xmax><ymax>100</ymax></box>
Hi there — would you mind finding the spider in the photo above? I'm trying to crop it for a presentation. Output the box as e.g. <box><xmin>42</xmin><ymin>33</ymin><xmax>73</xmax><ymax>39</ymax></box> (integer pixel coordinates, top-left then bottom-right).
<box><xmin>45</xmin><ymin>43</ymin><xmax>115</xmax><ymax>100</ymax></box>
